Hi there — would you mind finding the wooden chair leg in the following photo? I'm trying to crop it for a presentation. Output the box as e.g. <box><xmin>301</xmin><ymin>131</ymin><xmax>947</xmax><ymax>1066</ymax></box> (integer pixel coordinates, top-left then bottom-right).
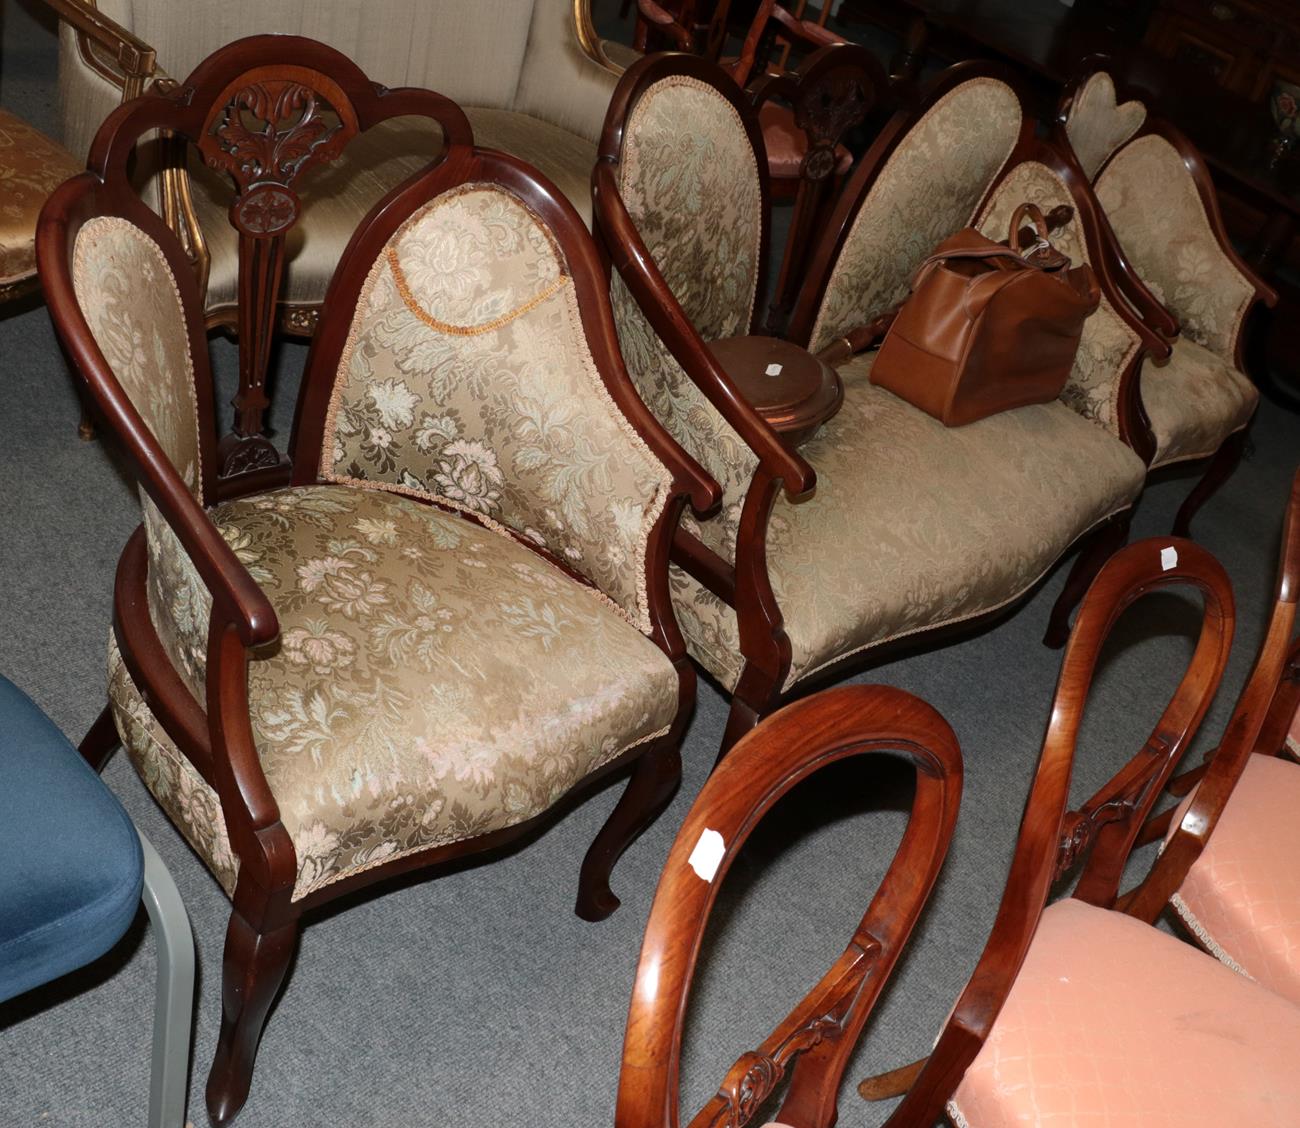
<box><xmin>1043</xmin><ymin>510</ymin><xmax>1133</xmax><ymax>649</ymax></box>
<box><xmin>205</xmin><ymin>904</ymin><xmax>299</xmax><ymax>1126</ymax></box>
<box><xmin>576</xmin><ymin>741</ymin><xmax>683</xmax><ymax>922</ymax></box>
<box><xmin>78</xmin><ymin>407</ymin><xmax>96</xmax><ymax>441</ymax></box>
<box><xmin>1172</xmin><ymin>428</ymin><xmax>1248</xmax><ymax>539</ymax></box>
<box><xmin>79</xmin><ymin>702</ymin><xmax>120</xmax><ymax>772</ymax></box>
<box><xmin>858</xmin><ymin>1055</ymin><xmax>929</xmax><ymax>1101</ymax></box>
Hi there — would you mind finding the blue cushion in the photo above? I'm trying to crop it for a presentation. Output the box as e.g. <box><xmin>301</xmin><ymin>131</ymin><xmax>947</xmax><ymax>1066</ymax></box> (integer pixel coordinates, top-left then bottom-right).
<box><xmin>0</xmin><ymin>677</ymin><xmax>142</xmax><ymax>1004</ymax></box>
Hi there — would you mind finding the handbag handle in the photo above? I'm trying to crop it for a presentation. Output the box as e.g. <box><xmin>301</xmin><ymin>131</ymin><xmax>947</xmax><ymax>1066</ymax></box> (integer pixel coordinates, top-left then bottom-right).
<box><xmin>1008</xmin><ymin>202</ymin><xmax>1051</xmax><ymax>254</ymax></box>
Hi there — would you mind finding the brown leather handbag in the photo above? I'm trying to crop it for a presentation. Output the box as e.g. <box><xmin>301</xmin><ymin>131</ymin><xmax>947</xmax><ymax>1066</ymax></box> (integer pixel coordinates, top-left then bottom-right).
<box><xmin>868</xmin><ymin>204</ymin><xmax>1101</xmax><ymax>426</ymax></box>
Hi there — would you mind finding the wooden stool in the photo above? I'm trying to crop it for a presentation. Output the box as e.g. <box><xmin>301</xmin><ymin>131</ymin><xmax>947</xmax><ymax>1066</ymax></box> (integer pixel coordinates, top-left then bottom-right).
<box><xmin>707</xmin><ymin>335</ymin><xmax>843</xmax><ymax>446</ymax></box>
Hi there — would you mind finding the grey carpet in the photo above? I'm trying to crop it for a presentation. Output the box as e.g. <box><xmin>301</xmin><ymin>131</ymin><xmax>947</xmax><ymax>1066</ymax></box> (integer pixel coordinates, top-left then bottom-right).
<box><xmin>1</xmin><ymin>1</ymin><xmax>1297</xmax><ymax>1125</ymax></box>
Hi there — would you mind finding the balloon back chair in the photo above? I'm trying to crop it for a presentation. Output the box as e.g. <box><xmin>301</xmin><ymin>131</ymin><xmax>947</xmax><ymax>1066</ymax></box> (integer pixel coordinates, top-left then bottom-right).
<box><xmin>618</xmin><ymin>683</ymin><xmax>963</xmax><ymax>1128</ymax></box>
<box><xmin>1055</xmin><ymin>64</ymin><xmax>1279</xmax><ymax>537</ymax></box>
<box><xmin>1122</xmin><ymin>468</ymin><xmax>1300</xmax><ymax>1006</ymax></box>
<box><xmin>862</xmin><ymin>534</ymin><xmax>1300</xmax><ymax>1124</ymax></box>
<box><xmin>38</xmin><ymin>35</ymin><xmax>718</xmax><ymax>1124</ymax></box>
<box><xmin>597</xmin><ymin>57</ymin><xmax>1149</xmax><ymax>755</ymax></box>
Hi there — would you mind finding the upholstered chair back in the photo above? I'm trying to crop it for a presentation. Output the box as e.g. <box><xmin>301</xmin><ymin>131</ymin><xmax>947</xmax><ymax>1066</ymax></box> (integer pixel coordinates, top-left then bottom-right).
<box><xmin>1095</xmin><ymin>137</ymin><xmax>1255</xmax><ymax>361</ymax></box>
<box><xmin>975</xmin><ymin>161</ymin><xmax>1142</xmax><ymax>439</ymax></box>
<box><xmin>320</xmin><ymin>181</ymin><xmax>677</xmax><ymax>631</ymax></box>
<box><xmin>603</xmin><ymin>64</ymin><xmax>767</xmax><ymax>562</ymax></box>
<box><xmin>804</xmin><ymin>72</ymin><xmax>1023</xmax><ymax>354</ymax></box>
<box><xmin>1062</xmin><ymin>71</ymin><xmax>1147</xmax><ymax>181</ymax></box>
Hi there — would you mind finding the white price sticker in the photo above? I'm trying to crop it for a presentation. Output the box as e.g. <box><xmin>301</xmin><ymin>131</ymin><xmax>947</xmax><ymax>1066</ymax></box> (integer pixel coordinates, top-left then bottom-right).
<box><xmin>687</xmin><ymin>828</ymin><xmax>726</xmax><ymax>883</ymax></box>
<box><xmin>1161</xmin><ymin>546</ymin><xmax>1178</xmax><ymax>571</ymax></box>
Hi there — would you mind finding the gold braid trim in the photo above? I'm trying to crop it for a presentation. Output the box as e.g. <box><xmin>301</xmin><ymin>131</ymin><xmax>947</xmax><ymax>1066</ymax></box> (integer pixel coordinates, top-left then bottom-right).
<box><xmin>385</xmin><ymin>246</ymin><xmax>566</xmax><ymax>336</ymax></box>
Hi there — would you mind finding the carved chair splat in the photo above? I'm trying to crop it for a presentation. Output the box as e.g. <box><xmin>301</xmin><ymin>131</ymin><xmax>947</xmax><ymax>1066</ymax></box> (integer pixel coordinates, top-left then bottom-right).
<box><xmin>40</xmin><ymin>35</ymin><xmax>720</xmax><ymax>1125</ymax></box>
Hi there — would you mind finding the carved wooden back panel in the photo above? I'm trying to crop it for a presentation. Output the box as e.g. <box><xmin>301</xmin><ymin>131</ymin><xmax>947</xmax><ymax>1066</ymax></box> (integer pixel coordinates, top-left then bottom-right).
<box><xmin>83</xmin><ymin>36</ymin><xmax>474</xmax><ymax>485</ymax></box>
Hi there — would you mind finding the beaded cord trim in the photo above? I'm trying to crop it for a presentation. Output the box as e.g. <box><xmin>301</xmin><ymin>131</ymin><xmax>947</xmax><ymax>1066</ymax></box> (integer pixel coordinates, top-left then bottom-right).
<box><xmin>384</xmin><ymin>244</ymin><xmax>566</xmax><ymax>336</ymax></box>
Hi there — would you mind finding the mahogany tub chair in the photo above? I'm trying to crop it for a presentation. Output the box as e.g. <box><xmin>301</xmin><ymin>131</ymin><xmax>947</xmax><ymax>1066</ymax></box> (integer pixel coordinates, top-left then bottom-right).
<box><xmin>618</xmin><ymin>683</ymin><xmax>962</xmax><ymax>1128</ymax></box>
<box><xmin>38</xmin><ymin>36</ymin><xmax>718</xmax><ymax>1124</ymax></box>
<box><xmin>1118</xmin><ymin>469</ymin><xmax>1300</xmax><ymax>1009</ymax></box>
<box><xmin>596</xmin><ymin>57</ymin><xmax>1149</xmax><ymax>753</ymax></box>
<box><xmin>863</xmin><ymin>535</ymin><xmax>1300</xmax><ymax>1125</ymax></box>
<box><xmin>44</xmin><ymin>0</ymin><xmax>616</xmax><ymax>344</ymax></box>
<box><xmin>1055</xmin><ymin>65</ymin><xmax>1278</xmax><ymax>537</ymax></box>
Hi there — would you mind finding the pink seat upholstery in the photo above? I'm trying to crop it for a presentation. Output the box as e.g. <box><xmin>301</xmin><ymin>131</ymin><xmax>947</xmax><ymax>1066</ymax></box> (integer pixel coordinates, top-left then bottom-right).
<box><xmin>758</xmin><ymin>101</ymin><xmax>852</xmax><ymax>179</ymax></box>
<box><xmin>1167</xmin><ymin>753</ymin><xmax>1300</xmax><ymax>1005</ymax></box>
<box><xmin>949</xmin><ymin>898</ymin><xmax>1300</xmax><ymax>1126</ymax></box>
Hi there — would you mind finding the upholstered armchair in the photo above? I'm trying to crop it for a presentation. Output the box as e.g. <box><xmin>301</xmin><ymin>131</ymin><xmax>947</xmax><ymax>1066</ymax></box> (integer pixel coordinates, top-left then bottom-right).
<box><xmin>39</xmin><ymin>36</ymin><xmax>717</xmax><ymax>1124</ymax></box>
<box><xmin>618</xmin><ymin>684</ymin><xmax>962</xmax><ymax>1128</ymax></box>
<box><xmin>863</xmin><ymin>536</ymin><xmax>1300</xmax><ymax>1124</ymax></box>
<box><xmin>597</xmin><ymin>57</ymin><xmax>1149</xmax><ymax>753</ymax></box>
<box><xmin>1056</xmin><ymin>67</ymin><xmax>1278</xmax><ymax>536</ymax></box>
<box><xmin>45</xmin><ymin>0</ymin><xmax>615</xmax><ymax>338</ymax></box>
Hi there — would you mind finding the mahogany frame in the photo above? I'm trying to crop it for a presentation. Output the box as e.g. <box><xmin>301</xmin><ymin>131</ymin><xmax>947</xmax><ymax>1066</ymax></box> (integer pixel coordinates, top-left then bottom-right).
<box><xmin>39</xmin><ymin>35</ymin><xmax>721</xmax><ymax>1125</ymax></box>
<box><xmin>1124</xmin><ymin>468</ymin><xmax>1300</xmax><ymax>924</ymax></box>
<box><xmin>1053</xmin><ymin>61</ymin><xmax>1280</xmax><ymax>538</ymax></box>
<box><xmin>872</xmin><ymin>535</ymin><xmax>1236</xmax><ymax>1123</ymax></box>
<box><xmin>618</xmin><ymin>684</ymin><xmax>963</xmax><ymax>1128</ymax></box>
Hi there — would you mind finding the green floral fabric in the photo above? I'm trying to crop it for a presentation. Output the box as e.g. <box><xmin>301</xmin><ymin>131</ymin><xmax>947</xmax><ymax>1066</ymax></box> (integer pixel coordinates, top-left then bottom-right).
<box><xmin>1095</xmin><ymin>135</ymin><xmax>1255</xmax><ymax>362</ymax></box>
<box><xmin>120</xmin><ymin>484</ymin><xmax>679</xmax><ymax>901</ymax></box>
<box><xmin>324</xmin><ymin>183</ymin><xmax>674</xmax><ymax>633</ymax></box>
<box><xmin>975</xmin><ymin>160</ymin><xmax>1142</xmax><ymax>439</ymax></box>
<box><xmin>1143</xmin><ymin>337</ymin><xmax>1258</xmax><ymax>467</ymax></box>
<box><xmin>806</xmin><ymin>77</ymin><xmax>1022</xmax><ymax>353</ymax></box>
<box><xmin>608</xmin><ymin>74</ymin><xmax>764</xmax><ymax>565</ymax></box>
<box><xmin>670</xmin><ymin>356</ymin><xmax>1147</xmax><ymax>692</ymax></box>
<box><xmin>1064</xmin><ymin>72</ymin><xmax>1147</xmax><ymax>180</ymax></box>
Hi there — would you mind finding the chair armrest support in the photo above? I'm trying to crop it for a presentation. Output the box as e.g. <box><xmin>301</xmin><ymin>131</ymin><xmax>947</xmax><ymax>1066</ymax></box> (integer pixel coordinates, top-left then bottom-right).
<box><xmin>593</xmin><ymin>161</ymin><xmax>816</xmax><ymax>500</ymax></box>
<box><xmin>635</xmin><ymin>0</ymin><xmax>696</xmax><ymax>49</ymax></box>
<box><xmin>42</xmin><ymin>0</ymin><xmax>157</xmax><ymax>98</ymax></box>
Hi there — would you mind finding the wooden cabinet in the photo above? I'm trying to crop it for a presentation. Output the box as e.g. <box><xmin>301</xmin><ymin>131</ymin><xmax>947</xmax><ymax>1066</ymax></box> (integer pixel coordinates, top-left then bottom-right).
<box><xmin>1146</xmin><ymin>0</ymin><xmax>1300</xmax><ymax>105</ymax></box>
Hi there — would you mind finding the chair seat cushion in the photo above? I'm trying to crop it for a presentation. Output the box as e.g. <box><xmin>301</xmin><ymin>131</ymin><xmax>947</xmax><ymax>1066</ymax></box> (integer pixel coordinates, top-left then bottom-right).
<box><xmin>195</xmin><ymin>108</ymin><xmax>598</xmax><ymax>321</ymax></box>
<box><xmin>0</xmin><ymin>677</ymin><xmax>143</xmax><ymax>1004</ymax></box>
<box><xmin>112</xmin><ymin>485</ymin><xmax>678</xmax><ymax>902</ymax></box>
<box><xmin>0</xmin><ymin>109</ymin><xmax>81</xmax><ymax>290</ymax></box>
<box><xmin>672</xmin><ymin>353</ymin><xmax>1146</xmax><ymax>691</ymax></box>
<box><xmin>949</xmin><ymin>898</ymin><xmax>1300</xmax><ymax>1127</ymax></box>
<box><xmin>757</xmin><ymin>101</ymin><xmax>852</xmax><ymax>180</ymax></box>
<box><xmin>1142</xmin><ymin>335</ymin><xmax>1258</xmax><ymax>469</ymax></box>
<box><xmin>1167</xmin><ymin>753</ymin><xmax>1300</xmax><ymax>1006</ymax></box>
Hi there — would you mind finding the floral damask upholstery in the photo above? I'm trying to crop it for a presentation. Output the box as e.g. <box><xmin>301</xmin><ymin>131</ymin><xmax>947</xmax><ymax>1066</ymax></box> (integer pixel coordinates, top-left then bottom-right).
<box><xmin>949</xmin><ymin>898</ymin><xmax>1300</xmax><ymax>1127</ymax></box>
<box><xmin>806</xmin><ymin>76</ymin><xmax>1022</xmax><ymax>354</ymax></box>
<box><xmin>975</xmin><ymin>160</ymin><xmax>1142</xmax><ymax>439</ymax></box>
<box><xmin>1289</xmin><ymin>701</ymin><xmax>1299</xmax><ymax>755</ymax></box>
<box><xmin>1095</xmin><ymin>136</ymin><xmax>1255</xmax><ymax>363</ymax></box>
<box><xmin>608</xmin><ymin>74</ymin><xmax>764</xmax><ymax>565</ymax></box>
<box><xmin>1140</xmin><ymin>337</ymin><xmax>1258</xmax><ymax>467</ymax></box>
<box><xmin>0</xmin><ymin>109</ymin><xmax>80</xmax><ymax>290</ymax></box>
<box><xmin>72</xmin><ymin>217</ymin><xmax>204</xmax><ymax>501</ymax></box>
<box><xmin>1166</xmin><ymin>754</ymin><xmax>1300</xmax><ymax>1006</ymax></box>
<box><xmin>323</xmin><ymin>184</ymin><xmax>675</xmax><ymax>632</ymax></box>
<box><xmin>113</xmin><ymin>484</ymin><xmax>679</xmax><ymax>901</ymax></box>
<box><xmin>669</xmin><ymin>355</ymin><xmax>1146</xmax><ymax>692</ymax></box>
<box><xmin>1063</xmin><ymin>72</ymin><xmax>1147</xmax><ymax>180</ymax></box>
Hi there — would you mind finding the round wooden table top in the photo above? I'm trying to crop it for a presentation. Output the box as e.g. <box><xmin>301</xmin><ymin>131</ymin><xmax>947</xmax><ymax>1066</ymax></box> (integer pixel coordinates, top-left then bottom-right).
<box><xmin>706</xmin><ymin>334</ymin><xmax>844</xmax><ymax>446</ymax></box>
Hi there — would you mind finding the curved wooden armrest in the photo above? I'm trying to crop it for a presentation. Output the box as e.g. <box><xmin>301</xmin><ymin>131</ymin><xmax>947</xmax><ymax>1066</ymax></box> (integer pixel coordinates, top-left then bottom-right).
<box><xmin>884</xmin><ymin>536</ymin><xmax>1234</xmax><ymax>1125</ymax></box>
<box><xmin>769</xmin><ymin>4</ymin><xmax>842</xmax><ymax>49</ymax></box>
<box><xmin>42</xmin><ymin>0</ymin><xmax>157</xmax><ymax>96</ymax></box>
<box><xmin>635</xmin><ymin>0</ymin><xmax>696</xmax><ymax>49</ymax></box>
<box><xmin>1125</xmin><ymin>470</ymin><xmax>1300</xmax><ymax>922</ymax></box>
<box><xmin>618</xmin><ymin>684</ymin><xmax>962</xmax><ymax>1128</ymax></box>
<box><xmin>592</xmin><ymin>161</ymin><xmax>816</xmax><ymax>500</ymax></box>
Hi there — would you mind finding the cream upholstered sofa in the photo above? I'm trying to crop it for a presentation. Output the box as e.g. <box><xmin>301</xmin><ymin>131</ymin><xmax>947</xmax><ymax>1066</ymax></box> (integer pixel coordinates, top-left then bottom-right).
<box><xmin>1055</xmin><ymin>68</ymin><xmax>1276</xmax><ymax>536</ymax></box>
<box><xmin>49</xmin><ymin>0</ymin><xmax>617</xmax><ymax>333</ymax></box>
<box><xmin>597</xmin><ymin>57</ymin><xmax>1153</xmax><ymax>750</ymax></box>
